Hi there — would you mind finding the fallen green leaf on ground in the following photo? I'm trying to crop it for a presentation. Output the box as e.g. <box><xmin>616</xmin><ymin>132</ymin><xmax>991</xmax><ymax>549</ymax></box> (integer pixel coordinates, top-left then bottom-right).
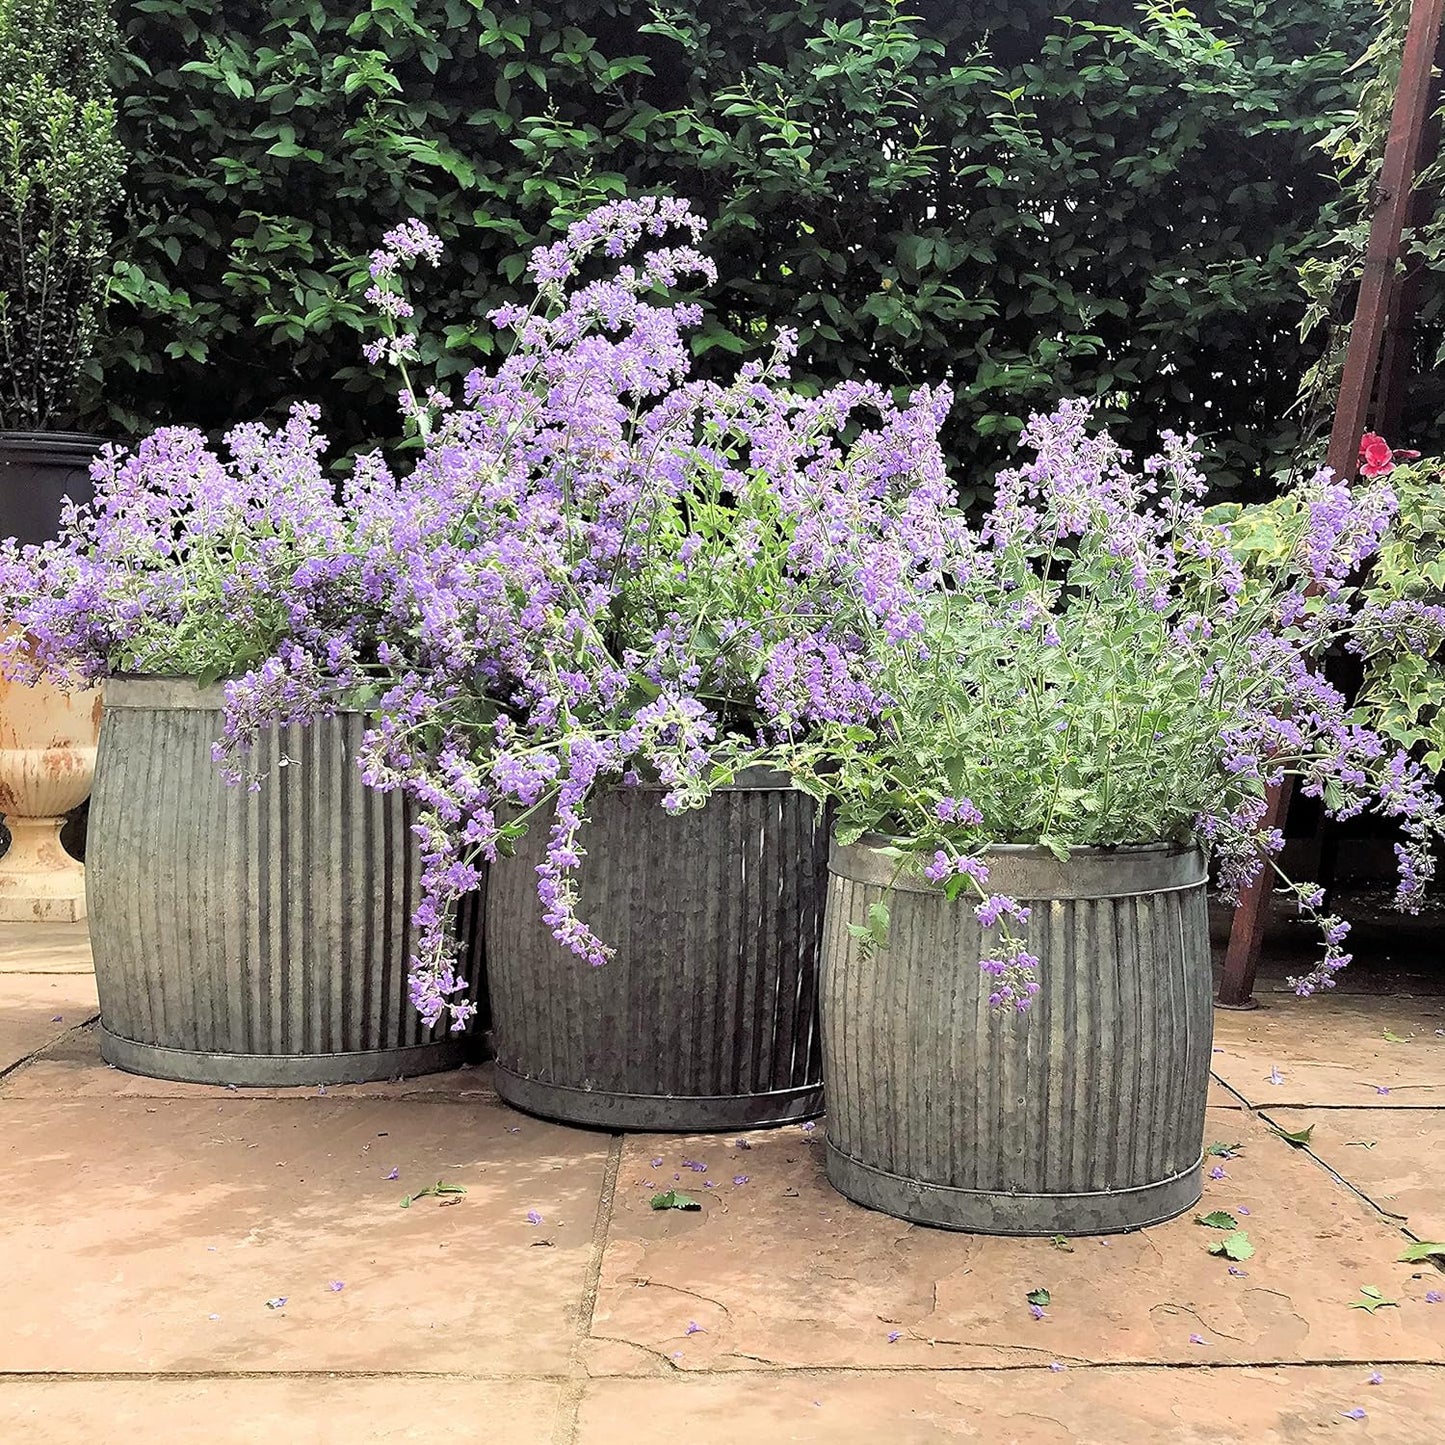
<box><xmin>1348</xmin><ymin>1286</ymin><xmax>1399</xmax><ymax>1313</ymax></box>
<box><xmin>1382</xmin><ymin>1029</ymin><xmax>1411</xmax><ymax>1043</ymax></box>
<box><xmin>400</xmin><ymin>1181</ymin><xmax>467</xmax><ymax>1208</ymax></box>
<box><xmin>1398</xmin><ymin>1241</ymin><xmax>1445</xmax><ymax>1263</ymax></box>
<box><xmin>1205</xmin><ymin>1142</ymin><xmax>1244</xmax><ymax>1158</ymax></box>
<box><xmin>1207</xmin><ymin>1231</ymin><xmax>1255</xmax><ymax>1262</ymax></box>
<box><xmin>650</xmin><ymin>1190</ymin><xmax>702</xmax><ymax>1211</ymax></box>
<box><xmin>1195</xmin><ymin>1210</ymin><xmax>1239</xmax><ymax>1230</ymax></box>
<box><xmin>1270</xmin><ymin>1124</ymin><xmax>1314</xmax><ymax>1148</ymax></box>
<box><xmin>1026</xmin><ymin>1288</ymin><xmax>1051</xmax><ymax>1308</ymax></box>
<box><xmin>1049</xmin><ymin>1235</ymin><xmax>1074</xmax><ymax>1252</ymax></box>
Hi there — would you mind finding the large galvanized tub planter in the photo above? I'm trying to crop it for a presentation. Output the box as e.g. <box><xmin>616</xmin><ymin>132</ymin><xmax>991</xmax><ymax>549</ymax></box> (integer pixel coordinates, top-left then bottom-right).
<box><xmin>87</xmin><ymin>677</ymin><xmax>485</xmax><ymax>1087</ymax></box>
<box><xmin>821</xmin><ymin>836</ymin><xmax>1213</xmax><ymax>1235</ymax></box>
<box><xmin>486</xmin><ymin>770</ymin><xmax>828</xmax><ymax>1131</ymax></box>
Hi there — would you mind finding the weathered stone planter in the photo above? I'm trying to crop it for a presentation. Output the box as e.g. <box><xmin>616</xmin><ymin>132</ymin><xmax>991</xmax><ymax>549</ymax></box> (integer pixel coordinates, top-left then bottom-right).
<box><xmin>486</xmin><ymin>772</ymin><xmax>827</xmax><ymax>1130</ymax></box>
<box><xmin>821</xmin><ymin>838</ymin><xmax>1213</xmax><ymax>1234</ymax></box>
<box><xmin>88</xmin><ymin>677</ymin><xmax>485</xmax><ymax>1086</ymax></box>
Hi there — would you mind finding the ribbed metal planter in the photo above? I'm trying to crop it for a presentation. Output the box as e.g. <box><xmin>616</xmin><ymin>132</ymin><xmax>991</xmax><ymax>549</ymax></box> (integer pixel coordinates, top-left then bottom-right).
<box><xmin>486</xmin><ymin>772</ymin><xmax>827</xmax><ymax>1131</ymax></box>
<box><xmin>88</xmin><ymin>677</ymin><xmax>485</xmax><ymax>1086</ymax></box>
<box><xmin>822</xmin><ymin>838</ymin><xmax>1213</xmax><ymax>1235</ymax></box>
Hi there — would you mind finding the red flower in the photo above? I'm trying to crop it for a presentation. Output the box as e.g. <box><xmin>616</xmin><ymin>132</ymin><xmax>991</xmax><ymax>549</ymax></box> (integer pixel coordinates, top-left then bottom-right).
<box><xmin>1359</xmin><ymin>432</ymin><xmax>1396</xmax><ymax>477</ymax></box>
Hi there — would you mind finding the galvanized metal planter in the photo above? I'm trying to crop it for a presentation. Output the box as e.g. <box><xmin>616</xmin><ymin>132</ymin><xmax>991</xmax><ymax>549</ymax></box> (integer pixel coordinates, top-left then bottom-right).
<box><xmin>822</xmin><ymin>837</ymin><xmax>1213</xmax><ymax>1235</ymax></box>
<box><xmin>88</xmin><ymin>677</ymin><xmax>485</xmax><ymax>1086</ymax></box>
<box><xmin>486</xmin><ymin>772</ymin><xmax>827</xmax><ymax>1131</ymax></box>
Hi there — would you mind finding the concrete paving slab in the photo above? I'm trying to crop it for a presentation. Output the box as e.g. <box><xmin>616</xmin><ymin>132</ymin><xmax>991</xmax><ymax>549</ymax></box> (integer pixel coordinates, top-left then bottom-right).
<box><xmin>576</xmin><ymin>1365</ymin><xmax>1445</xmax><ymax>1444</ymax></box>
<box><xmin>0</xmin><ymin>1378</ymin><xmax>562</xmax><ymax>1445</ymax></box>
<box><xmin>588</xmin><ymin>1107</ymin><xmax>1445</xmax><ymax>1373</ymax></box>
<box><xmin>1211</xmin><ymin>994</ymin><xmax>1445</xmax><ymax>1107</ymax></box>
<box><xmin>0</xmin><ymin>1097</ymin><xmax>608</xmax><ymax>1375</ymax></box>
<box><xmin>0</xmin><ymin>1024</ymin><xmax>499</xmax><ymax>1102</ymax></box>
<box><xmin>1262</xmin><ymin>1107</ymin><xmax>1445</xmax><ymax>1242</ymax></box>
<box><xmin>0</xmin><ymin>974</ymin><xmax>98</xmax><ymax>1073</ymax></box>
<box><xmin>0</xmin><ymin>920</ymin><xmax>93</xmax><ymax>975</ymax></box>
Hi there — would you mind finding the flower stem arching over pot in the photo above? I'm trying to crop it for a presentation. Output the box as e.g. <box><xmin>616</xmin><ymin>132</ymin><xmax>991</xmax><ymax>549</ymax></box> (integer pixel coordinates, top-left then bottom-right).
<box><xmin>820</xmin><ymin>836</ymin><xmax>1212</xmax><ymax>1235</ymax></box>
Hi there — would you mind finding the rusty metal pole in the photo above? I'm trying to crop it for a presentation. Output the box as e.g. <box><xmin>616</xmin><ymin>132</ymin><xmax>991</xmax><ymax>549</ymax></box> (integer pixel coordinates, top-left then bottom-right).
<box><xmin>1217</xmin><ymin>0</ymin><xmax>1445</xmax><ymax>1008</ymax></box>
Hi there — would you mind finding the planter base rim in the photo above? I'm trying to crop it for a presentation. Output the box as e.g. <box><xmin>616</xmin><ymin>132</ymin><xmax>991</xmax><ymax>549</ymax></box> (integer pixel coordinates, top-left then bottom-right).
<box><xmin>824</xmin><ymin>1139</ymin><xmax>1203</xmax><ymax>1235</ymax></box>
<box><xmin>99</xmin><ymin>1025</ymin><xmax>471</xmax><ymax>1088</ymax></box>
<box><xmin>492</xmin><ymin>1062</ymin><xmax>824</xmax><ymax>1132</ymax></box>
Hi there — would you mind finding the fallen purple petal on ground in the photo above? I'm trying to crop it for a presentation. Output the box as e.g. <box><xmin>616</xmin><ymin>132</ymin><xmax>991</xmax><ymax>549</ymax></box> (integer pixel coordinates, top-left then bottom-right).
<box><xmin>703</xmin><ymin>1180</ymin><xmax>716</xmax><ymax>1188</ymax></box>
<box><xmin>506</xmin><ymin>1126</ymin><xmax>520</xmax><ymax>1134</ymax></box>
<box><xmin>317</xmin><ymin>1085</ymin><xmax>327</xmax><ymax>1096</ymax></box>
<box><xmin>208</xmin><ymin>1313</ymin><xmax>220</xmax><ymax>1321</ymax></box>
<box><xmin>682</xmin><ymin>1160</ymin><xmax>707</xmax><ymax>1172</ymax></box>
<box><xmin>650</xmin><ymin>1157</ymin><xmax>664</xmax><ymax>1168</ymax></box>
<box><xmin>385</xmin><ymin>1167</ymin><xmax>399</xmax><ymax>1181</ymax></box>
<box><xmin>686</xmin><ymin>1321</ymin><xmax>705</xmax><ymax>1335</ymax></box>
<box><xmin>526</xmin><ymin>1210</ymin><xmax>543</xmax><ymax>1225</ymax></box>
<box><xmin>1048</xmin><ymin>1362</ymin><xmax>1065</xmax><ymax>1372</ymax></box>
<box><xmin>1189</xmin><ymin>1333</ymin><xmax>1207</xmax><ymax>1346</ymax></box>
<box><xmin>266</xmin><ymin>1297</ymin><xmax>287</xmax><ymax>1310</ymax></box>
<box><xmin>1228</xmin><ymin>1266</ymin><xmax>1249</xmax><ymax>1278</ymax></box>
<box><xmin>1029</xmin><ymin>1304</ymin><xmax>1046</xmax><ymax>1321</ymax></box>
<box><xmin>1341</xmin><ymin>1408</ymin><xmax>1366</xmax><ymax>1421</ymax></box>
<box><xmin>734</xmin><ymin>1139</ymin><xmax>752</xmax><ymax>1150</ymax></box>
<box><xmin>1376</xmin><ymin>1086</ymin><xmax>1391</xmax><ymax>1096</ymax></box>
<box><xmin>1237</xmin><ymin>1206</ymin><xmax>1251</xmax><ymax>1215</ymax></box>
<box><xmin>801</xmin><ymin>1121</ymin><xmax>816</xmax><ymax>1133</ymax></box>
<box><xmin>1268</xmin><ymin>1067</ymin><xmax>1284</xmax><ymax>1085</ymax></box>
<box><xmin>1426</xmin><ymin>1291</ymin><xmax>1442</xmax><ymax>1304</ymax></box>
<box><xmin>733</xmin><ymin>1175</ymin><xmax>749</xmax><ymax>1185</ymax></box>
<box><xmin>1367</xmin><ymin>1372</ymin><xmax>1383</xmax><ymax>1385</ymax></box>
<box><xmin>50</xmin><ymin>1015</ymin><xmax>62</xmax><ymax>1022</ymax></box>
<box><xmin>887</xmin><ymin>1331</ymin><xmax>901</xmax><ymax>1344</ymax></box>
<box><xmin>1209</xmin><ymin>1165</ymin><xmax>1226</xmax><ymax>1180</ymax></box>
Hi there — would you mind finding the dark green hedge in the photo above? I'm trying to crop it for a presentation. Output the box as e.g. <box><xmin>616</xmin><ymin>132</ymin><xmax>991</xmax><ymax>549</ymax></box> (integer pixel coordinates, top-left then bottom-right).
<box><xmin>96</xmin><ymin>0</ymin><xmax>1369</xmax><ymax>494</ymax></box>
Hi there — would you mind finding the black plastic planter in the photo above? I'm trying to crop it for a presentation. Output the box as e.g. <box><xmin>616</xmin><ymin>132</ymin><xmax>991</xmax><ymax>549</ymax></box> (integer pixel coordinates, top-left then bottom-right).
<box><xmin>0</xmin><ymin>431</ymin><xmax>104</xmax><ymax>546</ymax></box>
<box><xmin>821</xmin><ymin>837</ymin><xmax>1214</xmax><ymax>1235</ymax></box>
<box><xmin>485</xmin><ymin>772</ymin><xmax>828</xmax><ymax>1131</ymax></box>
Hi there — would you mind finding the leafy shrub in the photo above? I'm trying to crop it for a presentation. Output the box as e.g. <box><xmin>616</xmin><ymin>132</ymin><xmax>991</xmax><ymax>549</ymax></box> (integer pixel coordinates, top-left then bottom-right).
<box><xmin>0</xmin><ymin>0</ymin><xmax>124</xmax><ymax>429</ymax></box>
<box><xmin>100</xmin><ymin>0</ymin><xmax>1367</xmax><ymax>492</ymax></box>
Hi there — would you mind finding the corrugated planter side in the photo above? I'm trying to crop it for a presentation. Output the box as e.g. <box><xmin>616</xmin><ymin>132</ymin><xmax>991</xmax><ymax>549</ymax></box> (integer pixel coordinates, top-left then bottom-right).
<box><xmin>822</xmin><ymin>837</ymin><xmax>1213</xmax><ymax>1235</ymax></box>
<box><xmin>88</xmin><ymin>677</ymin><xmax>485</xmax><ymax>1086</ymax></box>
<box><xmin>485</xmin><ymin>773</ymin><xmax>827</xmax><ymax>1131</ymax></box>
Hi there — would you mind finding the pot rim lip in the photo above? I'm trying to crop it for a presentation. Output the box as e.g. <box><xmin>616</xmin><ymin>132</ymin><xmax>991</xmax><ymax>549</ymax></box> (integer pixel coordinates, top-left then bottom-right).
<box><xmin>839</xmin><ymin>829</ymin><xmax>1196</xmax><ymax>858</ymax></box>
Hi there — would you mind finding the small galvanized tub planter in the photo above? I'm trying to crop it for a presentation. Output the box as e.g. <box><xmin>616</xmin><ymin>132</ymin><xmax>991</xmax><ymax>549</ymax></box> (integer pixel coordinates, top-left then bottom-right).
<box><xmin>821</xmin><ymin>837</ymin><xmax>1213</xmax><ymax>1235</ymax></box>
<box><xmin>486</xmin><ymin>770</ymin><xmax>828</xmax><ymax>1131</ymax></box>
<box><xmin>87</xmin><ymin>678</ymin><xmax>485</xmax><ymax>1086</ymax></box>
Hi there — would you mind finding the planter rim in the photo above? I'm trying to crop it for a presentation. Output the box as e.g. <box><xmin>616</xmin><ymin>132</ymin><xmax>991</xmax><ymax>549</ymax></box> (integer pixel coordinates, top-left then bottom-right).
<box><xmin>102</xmin><ymin>674</ymin><xmax>241</xmax><ymax>711</ymax></box>
<box><xmin>0</xmin><ymin>430</ymin><xmax>110</xmax><ymax>454</ymax></box>
<box><xmin>830</xmin><ymin>832</ymin><xmax>1206</xmax><ymax>898</ymax></box>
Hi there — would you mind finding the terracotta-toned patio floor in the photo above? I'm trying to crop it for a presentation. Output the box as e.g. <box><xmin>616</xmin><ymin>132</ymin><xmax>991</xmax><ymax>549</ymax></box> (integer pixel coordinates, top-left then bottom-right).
<box><xmin>1</xmin><ymin>906</ymin><xmax>1442</xmax><ymax>1444</ymax></box>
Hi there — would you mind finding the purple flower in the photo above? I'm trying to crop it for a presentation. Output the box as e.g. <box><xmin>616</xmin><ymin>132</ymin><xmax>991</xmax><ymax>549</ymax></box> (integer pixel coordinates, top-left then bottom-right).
<box><xmin>526</xmin><ymin>1210</ymin><xmax>543</xmax><ymax>1225</ymax></box>
<box><xmin>1376</xmin><ymin>1086</ymin><xmax>1391</xmax><ymax>1096</ymax></box>
<box><xmin>385</xmin><ymin>1167</ymin><xmax>399</xmax><ymax>1181</ymax></box>
<box><xmin>1237</xmin><ymin>1206</ymin><xmax>1250</xmax><ymax>1216</ymax></box>
<box><xmin>1367</xmin><ymin>1372</ymin><xmax>1383</xmax><ymax>1385</ymax></box>
<box><xmin>733</xmin><ymin>1139</ymin><xmax>752</xmax><ymax>1151</ymax></box>
<box><xmin>266</xmin><ymin>1297</ymin><xmax>287</xmax><ymax>1310</ymax></box>
<box><xmin>1048</xmin><ymin>1362</ymin><xmax>1065</xmax><ymax>1372</ymax></box>
<box><xmin>801</xmin><ymin>1122</ymin><xmax>816</xmax><ymax>1133</ymax></box>
<box><xmin>686</xmin><ymin>1321</ymin><xmax>705</xmax><ymax>1335</ymax></box>
<box><xmin>328</xmin><ymin>1280</ymin><xmax>345</xmax><ymax>1292</ymax></box>
<box><xmin>1209</xmin><ymin>1165</ymin><xmax>1226</xmax><ymax>1180</ymax></box>
<box><xmin>650</xmin><ymin>1157</ymin><xmax>665</xmax><ymax>1168</ymax></box>
<box><xmin>682</xmin><ymin>1160</ymin><xmax>706</xmax><ymax>1173</ymax></box>
<box><xmin>1268</xmin><ymin>1067</ymin><xmax>1285</xmax><ymax>1086</ymax></box>
<box><xmin>1029</xmin><ymin>1304</ymin><xmax>1046</xmax><ymax>1321</ymax></box>
<box><xmin>733</xmin><ymin>1175</ymin><xmax>749</xmax><ymax>1185</ymax></box>
<box><xmin>887</xmin><ymin>1330</ymin><xmax>902</xmax><ymax>1344</ymax></box>
<box><xmin>1189</xmin><ymin>1333</ymin><xmax>1207</xmax><ymax>1346</ymax></box>
<box><xmin>1426</xmin><ymin>1291</ymin><xmax>1442</xmax><ymax>1304</ymax></box>
<box><xmin>1227</xmin><ymin>1267</ymin><xmax>1248</xmax><ymax>1278</ymax></box>
<box><xmin>1340</xmin><ymin>1408</ymin><xmax>1366</xmax><ymax>1421</ymax></box>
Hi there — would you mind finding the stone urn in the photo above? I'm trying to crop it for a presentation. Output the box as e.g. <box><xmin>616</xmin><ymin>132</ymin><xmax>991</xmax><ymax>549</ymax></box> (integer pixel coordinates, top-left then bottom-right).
<box><xmin>0</xmin><ymin>647</ymin><xmax>102</xmax><ymax>922</ymax></box>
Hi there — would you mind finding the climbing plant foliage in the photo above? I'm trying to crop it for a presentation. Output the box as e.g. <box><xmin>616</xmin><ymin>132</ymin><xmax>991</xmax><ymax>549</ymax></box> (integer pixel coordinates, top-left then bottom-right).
<box><xmin>100</xmin><ymin>0</ymin><xmax>1369</xmax><ymax>491</ymax></box>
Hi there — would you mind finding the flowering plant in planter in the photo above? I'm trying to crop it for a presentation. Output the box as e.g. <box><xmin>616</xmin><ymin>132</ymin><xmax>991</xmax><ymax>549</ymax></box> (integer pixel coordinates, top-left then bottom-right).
<box><xmin>778</xmin><ymin>400</ymin><xmax>1445</xmax><ymax>1006</ymax></box>
<box><xmin>200</xmin><ymin>198</ymin><xmax>962</xmax><ymax>1029</ymax></box>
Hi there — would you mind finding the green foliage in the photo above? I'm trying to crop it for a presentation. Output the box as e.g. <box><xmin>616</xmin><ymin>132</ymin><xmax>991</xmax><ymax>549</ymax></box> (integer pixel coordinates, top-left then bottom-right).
<box><xmin>0</xmin><ymin>0</ymin><xmax>124</xmax><ymax>429</ymax></box>
<box><xmin>100</xmin><ymin>0</ymin><xmax>1366</xmax><ymax>490</ymax></box>
<box><xmin>1299</xmin><ymin>0</ymin><xmax>1445</xmax><ymax>456</ymax></box>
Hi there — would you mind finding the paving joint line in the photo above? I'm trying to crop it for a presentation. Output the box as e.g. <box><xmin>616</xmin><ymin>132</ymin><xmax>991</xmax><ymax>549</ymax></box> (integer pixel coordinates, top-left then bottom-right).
<box><xmin>551</xmin><ymin>1130</ymin><xmax>623</xmax><ymax>1445</ymax></box>
<box><xmin>0</xmin><ymin>1359</ymin><xmax>1441</xmax><ymax>1386</ymax></box>
<box><xmin>0</xmin><ymin>1012</ymin><xmax>99</xmax><ymax>1087</ymax></box>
